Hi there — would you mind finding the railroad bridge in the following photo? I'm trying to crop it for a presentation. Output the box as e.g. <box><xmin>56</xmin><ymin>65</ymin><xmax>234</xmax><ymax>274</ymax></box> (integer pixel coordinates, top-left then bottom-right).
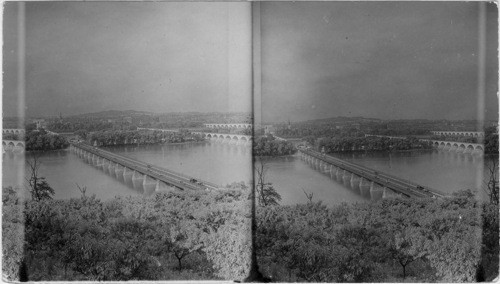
<box><xmin>191</xmin><ymin>132</ymin><xmax>252</xmax><ymax>144</ymax></box>
<box><xmin>431</xmin><ymin>131</ymin><xmax>484</xmax><ymax>137</ymax></box>
<box><xmin>429</xmin><ymin>140</ymin><xmax>484</xmax><ymax>153</ymax></box>
<box><xmin>300</xmin><ymin>149</ymin><xmax>446</xmax><ymax>199</ymax></box>
<box><xmin>3</xmin><ymin>140</ymin><xmax>25</xmax><ymax>151</ymax></box>
<box><xmin>204</xmin><ymin>123</ymin><xmax>252</xmax><ymax>129</ymax></box>
<box><xmin>2</xmin><ymin>128</ymin><xmax>25</xmax><ymax>134</ymax></box>
<box><xmin>70</xmin><ymin>143</ymin><xmax>220</xmax><ymax>192</ymax></box>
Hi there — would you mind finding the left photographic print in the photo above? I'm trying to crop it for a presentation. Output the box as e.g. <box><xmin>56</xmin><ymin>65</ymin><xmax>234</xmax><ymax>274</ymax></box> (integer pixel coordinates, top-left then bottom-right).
<box><xmin>2</xmin><ymin>2</ymin><xmax>253</xmax><ymax>281</ymax></box>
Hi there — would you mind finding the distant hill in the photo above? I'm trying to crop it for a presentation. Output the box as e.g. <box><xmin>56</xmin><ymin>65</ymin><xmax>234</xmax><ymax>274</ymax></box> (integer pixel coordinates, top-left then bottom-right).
<box><xmin>295</xmin><ymin>116</ymin><xmax>383</xmax><ymax>125</ymax></box>
<box><xmin>69</xmin><ymin>110</ymin><xmax>153</xmax><ymax>118</ymax></box>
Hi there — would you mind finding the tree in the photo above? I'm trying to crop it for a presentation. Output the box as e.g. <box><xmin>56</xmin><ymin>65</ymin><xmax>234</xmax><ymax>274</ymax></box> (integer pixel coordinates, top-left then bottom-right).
<box><xmin>483</xmin><ymin>158</ymin><xmax>499</xmax><ymax>204</ymax></box>
<box><xmin>254</xmin><ymin>159</ymin><xmax>281</xmax><ymax>206</ymax></box>
<box><xmin>302</xmin><ymin>188</ymin><xmax>314</xmax><ymax>203</ymax></box>
<box><xmin>168</xmin><ymin>224</ymin><xmax>204</xmax><ymax>270</ymax></box>
<box><xmin>25</xmin><ymin>154</ymin><xmax>54</xmax><ymax>201</ymax></box>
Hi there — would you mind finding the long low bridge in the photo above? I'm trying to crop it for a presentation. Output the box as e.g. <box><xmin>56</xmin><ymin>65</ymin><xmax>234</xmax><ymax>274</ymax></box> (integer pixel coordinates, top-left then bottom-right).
<box><xmin>70</xmin><ymin>142</ymin><xmax>220</xmax><ymax>192</ymax></box>
<box><xmin>300</xmin><ymin>148</ymin><xmax>447</xmax><ymax>199</ymax></box>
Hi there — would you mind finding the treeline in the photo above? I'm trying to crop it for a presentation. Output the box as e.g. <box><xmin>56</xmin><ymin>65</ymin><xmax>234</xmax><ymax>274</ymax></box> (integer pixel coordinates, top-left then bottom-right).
<box><xmin>275</xmin><ymin>125</ymin><xmax>359</xmax><ymax>139</ymax></box>
<box><xmin>484</xmin><ymin>126</ymin><xmax>499</xmax><ymax>154</ymax></box>
<box><xmin>2</xmin><ymin>133</ymin><xmax>24</xmax><ymax>141</ymax></box>
<box><xmin>3</xmin><ymin>184</ymin><xmax>251</xmax><ymax>281</ymax></box>
<box><xmin>274</xmin><ymin>123</ymin><xmax>431</xmax><ymax>140</ymax></box>
<box><xmin>48</xmin><ymin>120</ymin><xmax>115</xmax><ymax>133</ymax></box>
<box><xmin>257</xmin><ymin>192</ymin><xmax>499</xmax><ymax>282</ymax></box>
<box><xmin>368</xmin><ymin>128</ymin><xmax>431</xmax><ymax>136</ymax></box>
<box><xmin>87</xmin><ymin>130</ymin><xmax>204</xmax><ymax>146</ymax></box>
<box><xmin>317</xmin><ymin>136</ymin><xmax>433</xmax><ymax>153</ymax></box>
<box><xmin>253</xmin><ymin>136</ymin><xmax>296</xmax><ymax>156</ymax></box>
<box><xmin>25</xmin><ymin>130</ymin><xmax>69</xmax><ymax>151</ymax></box>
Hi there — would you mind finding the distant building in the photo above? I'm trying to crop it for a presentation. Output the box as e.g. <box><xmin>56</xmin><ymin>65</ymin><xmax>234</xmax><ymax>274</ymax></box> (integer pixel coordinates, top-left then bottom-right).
<box><xmin>32</xmin><ymin>119</ymin><xmax>46</xmax><ymax>129</ymax></box>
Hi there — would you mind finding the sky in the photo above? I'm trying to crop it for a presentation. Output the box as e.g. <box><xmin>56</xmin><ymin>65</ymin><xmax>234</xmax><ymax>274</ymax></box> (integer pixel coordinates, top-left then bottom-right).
<box><xmin>259</xmin><ymin>2</ymin><xmax>498</xmax><ymax>123</ymax></box>
<box><xmin>2</xmin><ymin>2</ymin><xmax>498</xmax><ymax>123</ymax></box>
<box><xmin>3</xmin><ymin>2</ymin><xmax>252</xmax><ymax>118</ymax></box>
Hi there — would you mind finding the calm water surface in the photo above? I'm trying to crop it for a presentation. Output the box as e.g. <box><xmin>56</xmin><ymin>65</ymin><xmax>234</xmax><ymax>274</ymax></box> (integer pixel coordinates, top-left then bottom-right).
<box><xmin>2</xmin><ymin>143</ymin><xmax>489</xmax><ymax>205</ymax></box>
<box><xmin>262</xmin><ymin>150</ymin><xmax>488</xmax><ymax>206</ymax></box>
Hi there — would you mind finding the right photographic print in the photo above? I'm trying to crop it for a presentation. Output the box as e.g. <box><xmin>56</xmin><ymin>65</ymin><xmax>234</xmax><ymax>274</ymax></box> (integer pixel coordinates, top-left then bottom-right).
<box><xmin>253</xmin><ymin>2</ymin><xmax>499</xmax><ymax>282</ymax></box>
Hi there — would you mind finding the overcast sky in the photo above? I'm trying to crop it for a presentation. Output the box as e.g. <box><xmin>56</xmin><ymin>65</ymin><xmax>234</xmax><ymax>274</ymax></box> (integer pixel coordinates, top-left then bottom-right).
<box><xmin>3</xmin><ymin>2</ymin><xmax>251</xmax><ymax>118</ymax></box>
<box><xmin>259</xmin><ymin>2</ymin><xmax>498</xmax><ymax>123</ymax></box>
<box><xmin>3</xmin><ymin>2</ymin><xmax>498</xmax><ymax>122</ymax></box>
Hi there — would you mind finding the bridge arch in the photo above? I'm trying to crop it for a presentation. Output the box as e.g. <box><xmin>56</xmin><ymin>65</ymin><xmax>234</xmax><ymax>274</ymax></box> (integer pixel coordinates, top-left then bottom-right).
<box><xmin>15</xmin><ymin>142</ymin><xmax>24</xmax><ymax>147</ymax></box>
<box><xmin>466</xmin><ymin>145</ymin><xmax>474</xmax><ymax>151</ymax></box>
<box><xmin>475</xmin><ymin>145</ymin><xmax>484</xmax><ymax>151</ymax></box>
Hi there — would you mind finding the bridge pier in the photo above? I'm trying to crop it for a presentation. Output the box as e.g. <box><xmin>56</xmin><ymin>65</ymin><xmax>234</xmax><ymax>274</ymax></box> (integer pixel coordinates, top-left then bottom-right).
<box><xmin>131</xmin><ymin>171</ymin><xmax>144</xmax><ymax>192</ymax></box>
<box><xmin>382</xmin><ymin>187</ymin><xmax>398</xmax><ymax>199</ymax></box>
<box><xmin>114</xmin><ymin>164</ymin><xmax>124</xmax><ymax>179</ymax></box>
<box><xmin>102</xmin><ymin>159</ymin><xmax>110</xmax><ymax>173</ymax></box>
<box><xmin>95</xmin><ymin>157</ymin><xmax>103</xmax><ymax>167</ymax></box>
<box><xmin>84</xmin><ymin>152</ymin><xmax>91</xmax><ymax>163</ymax></box>
<box><xmin>359</xmin><ymin>178</ymin><xmax>371</xmax><ymax>198</ymax></box>
<box><xmin>369</xmin><ymin>182</ymin><xmax>383</xmax><ymax>201</ymax></box>
<box><xmin>350</xmin><ymin>173</ymin><xmax>360</xmax><ymax>189</ymax></box>
<box><xmin>335</xmin><ymin>167</ymin><xmax>342</xmax><ymax>180</ymax></box>
<box><xmin>341</xmin><ymin>169</ymin><xmax>350</xmax><ymax>185</ymax></box>
<box><xmin>123</xmin><ymin>167</ymin><xmax>133</xmax><ymax>181</ymax></box>
<box><xmin>142</xmin><ymin>175</ymin><xmax>157</xmax><ymax>194</ymax></box>
<box><xmin>108</xmin><ymin>161</ymin><xmax>115</xmax><ymax>175</ymax></box>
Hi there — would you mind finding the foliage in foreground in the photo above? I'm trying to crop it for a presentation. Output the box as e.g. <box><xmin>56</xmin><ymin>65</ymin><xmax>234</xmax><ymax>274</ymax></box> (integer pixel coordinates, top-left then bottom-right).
<box><xmin>2</xmin><ymin>184</ymin><xmax>251</xmax><ymax>281</ymax></box>
<box><xmin>256</xmin><ymin>193</ymin><xmax>499</xmax><ymax>282</ymax></box>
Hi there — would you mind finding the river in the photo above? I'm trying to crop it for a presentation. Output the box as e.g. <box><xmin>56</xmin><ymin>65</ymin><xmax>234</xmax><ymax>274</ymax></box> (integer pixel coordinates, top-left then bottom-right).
<box><xmin>2</xmin><ymin>142</ymin><xmax>491</xmax><ymax>205</ymax></box>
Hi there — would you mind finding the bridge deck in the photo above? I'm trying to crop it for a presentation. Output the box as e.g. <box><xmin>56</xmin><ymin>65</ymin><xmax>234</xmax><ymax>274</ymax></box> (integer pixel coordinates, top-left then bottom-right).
<box><xmin>301</xmin><ymin>149</ymin><xmax>447</xmax><ymax>198</ymax></box>
<box><xmin>71</xmin><ymin>142</ymin><xmax>220</xmax><ymax>191</ymax></box>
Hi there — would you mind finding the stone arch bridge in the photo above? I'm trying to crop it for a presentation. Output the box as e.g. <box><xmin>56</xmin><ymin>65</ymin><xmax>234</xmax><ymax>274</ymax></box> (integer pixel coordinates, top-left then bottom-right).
<box><xmin>429</xmin><ymin>140</ymin><xmax>484</xmax><ymax>154</ymax></box>
<box><xmin>431</xmin><ymin>131</ymin><xmax>484</xmax><ymax>137</ymax></box>
<box><xmin>204</xmin><ymin>123</ymin><xmax>252</xmax><ymax>129</ymax></box>
<box><xmin>3</xmin><ymin>128</ymin><xmax>25</xmax><ymax>134</ymax></box>
<box><xmin>3</xmin><ymin>140</ymin><xmax>25</xmax><ymax>151</ymax></box>
<box><xmin>191</xmin><ymin>132</ymin><xmax>252</xmax><ymax>145</ymax></box>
